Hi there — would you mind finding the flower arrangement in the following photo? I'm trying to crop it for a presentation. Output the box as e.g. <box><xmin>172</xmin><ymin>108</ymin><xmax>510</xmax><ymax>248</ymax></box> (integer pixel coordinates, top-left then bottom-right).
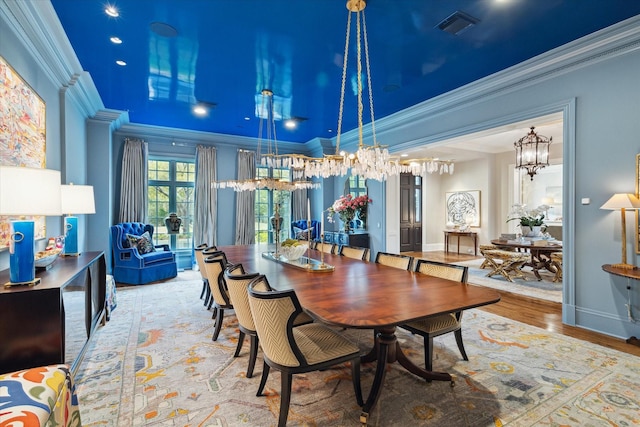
<box><xmin>327</xmin><ymin>194</ymin><xmax>372</xmax><ymax>227</ymax></box>
<box><xmin>506</xmin><ymin>204</ymin><xmax>550</xmax><ymax>227</ymax></box>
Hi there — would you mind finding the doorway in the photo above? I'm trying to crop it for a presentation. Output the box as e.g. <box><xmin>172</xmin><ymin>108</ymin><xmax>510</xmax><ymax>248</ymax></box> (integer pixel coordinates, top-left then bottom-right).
<box><xmin>399</xmin><ymin>173</ymin><xmax>422</xmax><ymax>252</ymax></box>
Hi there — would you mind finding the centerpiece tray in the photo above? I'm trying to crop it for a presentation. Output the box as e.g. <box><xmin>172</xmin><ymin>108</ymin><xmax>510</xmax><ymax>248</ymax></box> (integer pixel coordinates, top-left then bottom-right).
<box><xmin>261</xmin><ymin>252</ymin><xmax>335</xmax><ymax>272</ymax></box>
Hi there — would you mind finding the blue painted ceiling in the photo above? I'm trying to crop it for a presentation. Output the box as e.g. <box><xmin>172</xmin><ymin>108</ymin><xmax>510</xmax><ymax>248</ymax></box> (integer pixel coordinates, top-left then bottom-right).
<box><xmin>51</xmin><ymin>0</ymin><xmax>640</xmax><ymax>143</ymax></box>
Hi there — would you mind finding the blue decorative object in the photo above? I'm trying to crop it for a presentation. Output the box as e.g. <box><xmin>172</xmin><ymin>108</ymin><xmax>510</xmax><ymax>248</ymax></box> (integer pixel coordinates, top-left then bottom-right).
<box><xmin>9</xmin><ymin>220</ymin><xmax>35</xmax><ymax>284</ymax></box>
<box><xmin>291</xmin><ymin>219</ymin><xmax>321</xmax><ymax>241</ymax></box>
<box><xmin>63</xmin><ymin>216</ymin><xmax>78</xmax><ymax>255</ymax></box>
<box><xmin>110</xmin><ymin>222</ymin><xmax>178</xmax><ymax>285</ymax></box>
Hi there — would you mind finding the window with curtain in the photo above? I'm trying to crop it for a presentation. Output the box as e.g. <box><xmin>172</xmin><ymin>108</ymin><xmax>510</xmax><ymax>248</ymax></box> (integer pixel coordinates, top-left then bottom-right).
<box><xmin>148</xmin><ymin>158</ymin><xmax>195</xmax><ymax>250</ymax></box>
<box><xmin>255</xmin><ymin>167</ymin><xmax>292</xmax><ymax>243</ymax></box>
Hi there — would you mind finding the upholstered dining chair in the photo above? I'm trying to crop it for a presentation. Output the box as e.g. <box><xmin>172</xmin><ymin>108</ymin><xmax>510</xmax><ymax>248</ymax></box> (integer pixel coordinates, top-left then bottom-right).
<box><xmin>313</xmin><ymin>241</ymin><xmax>335</xmax><ymax>254</ymax></box>
<box><xmin>374</xmin><ymin>251</ymin><xmax>413</xmax><ymax>270</ymax></box>
<box><xmin>401</xmin><ymin>259</ymin><xmax>469</xmax><ymax>373</ymax></box>
<box><xmin>247</xmin><ymin>274</ymin><xmax>363</xmax><ymax>427</ymax></box>
<box><xmin>203</xmin><ymin>251</ymin><xmax>237</xmax><ymax>341</ymax></box>
<box><xmin>224</xmin><ymin>268</ymin><xmax>314</xmax><ymax>378</ymax></box>
<box><xmin>195</xmin><ymin>244</ymin><xmax>214</xmax><ymax>306</ymax></box>
<box><xmin>339</xmin><ymin>244</ymin><xmax>370</xmax><ymax>261</ymax></box>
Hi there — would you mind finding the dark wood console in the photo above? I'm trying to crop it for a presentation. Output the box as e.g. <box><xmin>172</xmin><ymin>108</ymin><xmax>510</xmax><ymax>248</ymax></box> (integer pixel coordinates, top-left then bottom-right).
<box><xmin>0</xmin><ymin>251</ymin><xmax>106</xmax><ymax>375</ymax></box>
<box><xmin>602</xmin><ymin>264</ymin><xmax>640</xmax><ymax>347</ymax></box>
<box><xmin>324</xmin><ymin>231</ymin><xmax>369</xmax><ymax>249</ymax></box>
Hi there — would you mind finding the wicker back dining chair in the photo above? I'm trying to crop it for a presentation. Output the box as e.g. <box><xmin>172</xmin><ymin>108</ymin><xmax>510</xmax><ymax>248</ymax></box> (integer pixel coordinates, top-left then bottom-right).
<box><xmin>313</xmin><ymin>241</ymin><xmax>335</xmax><ymax>254</ymax></box>
<box><xmin>400</xmin><ymin>259</ymin><xmax>470</xmax><ymax>372</ymax></box>
<box><xmin>374</xmin><ymin>251</ymin><xmax>413</xmax><ymax>270</ymax></box>
<box><xmin>203</xmin><ymin>251</ymin><xmax>237</xmax><ymax>341</ymax></box>
<box><xmin>195</xmin><ymin>244</ymin><xmax>216</xmax><ymax>306</ymax></box>
<box><xmin>339</xmin><ymin>245</ymin><xmax>370</xmax><ymax>261</ymax></box>
<box><xmin>247</xmin><ymin>274</ymin><xmax>363</xmax><ymax>427</ymax></box>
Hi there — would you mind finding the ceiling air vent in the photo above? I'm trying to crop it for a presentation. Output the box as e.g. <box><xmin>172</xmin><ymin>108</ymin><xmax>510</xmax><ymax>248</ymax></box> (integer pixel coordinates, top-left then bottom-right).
<box><xmin>436</xmin><ymin>11</ymin><xmax>480</xmax><ymax>36</ymax></box>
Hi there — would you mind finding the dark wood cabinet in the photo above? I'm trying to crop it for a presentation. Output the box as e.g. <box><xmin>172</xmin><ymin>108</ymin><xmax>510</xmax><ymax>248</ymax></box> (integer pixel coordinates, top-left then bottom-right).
<box><xmin>0</xmin><ymin>251</ymin><xmax>106</xmax><ymax>375</ymax></box>
<box><xmin>324</xmin><ymin>231</ymin><xmax>369</xmax><ymax>249</ymax></box>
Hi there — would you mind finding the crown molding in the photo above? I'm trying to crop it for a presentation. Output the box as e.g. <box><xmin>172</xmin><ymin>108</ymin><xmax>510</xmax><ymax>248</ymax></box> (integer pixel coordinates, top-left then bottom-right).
<box><xmin>1</xmin><ymin>0</ymin><xmax>103</xmax><ymax>115</ymax></box>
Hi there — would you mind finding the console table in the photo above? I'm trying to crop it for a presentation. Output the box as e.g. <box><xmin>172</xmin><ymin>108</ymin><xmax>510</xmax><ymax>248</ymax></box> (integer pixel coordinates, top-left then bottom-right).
<box><xmin>444</xmin><ymin>230</ymin><xmax>478</xmax><ymax>255</ymax></box>
<box><xmin>323</xmin><ymin>231</ymin><xmax>369</xmax><ymax>249</ymax></box>
<box><xmin>602</xmin><ymin>264</ymin><xmax>640</xmax><ymax>347</ymax></box>
<box><xmin>0</xmin><ymin>251</ymin><xmax>106</xmax><ymax>375</ymax></box>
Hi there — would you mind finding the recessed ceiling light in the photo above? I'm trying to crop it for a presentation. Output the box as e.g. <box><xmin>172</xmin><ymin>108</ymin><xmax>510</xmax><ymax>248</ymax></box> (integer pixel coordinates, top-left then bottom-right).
<box><xmin>284</xmin><ymin>119</ymin><xmax>297</xmax><ymax>129</ymax></box>
<box><xmin>400</xmin><ymin>153</ymin><xmax>409</xmax><ymax>157</ymax></box>
<box><xmin>110</xmin><ymin>36</ymin><xmax>122</xmax><ymax>44</ymax></box>
<box><xmin>115</xmin><ymin>60</ymin><xmax>126</xmax><ymax>66</ymax></box>
<box><xmin>105</xmin><ymin>5</ymin><xmax>119</xmax><ymax>17</ymax></box>
<box><xmin>244</xmin><ymin>117</ymin><xmax>251</xmax><ymax>121</ymax></box>
<box><xmin>193</xmin><ymin>105</ymin><xmax>207</xmax><ymax>116</ymax></box>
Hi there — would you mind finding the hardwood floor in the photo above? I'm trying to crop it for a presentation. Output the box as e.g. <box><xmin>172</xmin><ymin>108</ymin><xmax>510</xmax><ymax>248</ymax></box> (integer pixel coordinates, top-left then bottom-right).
<box><xmin>404</xmin><ymin>250</ymin><xmax>640</xmax><ymax>357</ymax></box>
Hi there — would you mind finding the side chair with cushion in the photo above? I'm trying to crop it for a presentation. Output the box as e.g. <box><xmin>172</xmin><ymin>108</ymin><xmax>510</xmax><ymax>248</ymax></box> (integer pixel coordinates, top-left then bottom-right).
<box><xmin>200</xmin><ymin>245</ymin><xmax>219</xmax><ymax>309</ymax></box>
<box><xmin>339</xmin><ymin>244</ymin><xmax>370</xmax><ymax>261</ymax></box>
<box><xmin>194</xmin><ymin>243</ymin><xmax>211</xmax><ymax>304</ymax></box>
<box><xmin>313</xmin><ymin>241</ymin><xmax>335</xmax><ymax>254</ymax></box>
<box><xmin>400</xmin><ymin>259</ymin><xmax>470</xmax><ymax>372</ymax></box>
<box><xmin>203</xmin><ymin>251</ymin><xmax>236</xmax><ymax>341</ymax></box>
<box><xmin>225</xmin><ymin>269</ymin><xmax>314</xmax><ymax>378</ymax></box>
<box><xmin>110</xmin><ymin>222</ymin><xmax>177</xmax><ymax>285</ymax></box>
<box><xmin>247</xmin><ymin>274</ymin><xmax>362</xmax><ymax>427</ymax></box>
<box><xmin>374</xmin><ymin>251</ymin><xmax>414</xmax><ymax>270</ymax></box>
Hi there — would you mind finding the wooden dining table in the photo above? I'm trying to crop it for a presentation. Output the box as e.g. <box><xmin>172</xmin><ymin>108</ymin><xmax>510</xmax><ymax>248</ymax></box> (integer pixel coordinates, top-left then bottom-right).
<box><xmin>219</xmin><ymin>245</ymin><xmax>501</xmax><ymax>422</ymax></box>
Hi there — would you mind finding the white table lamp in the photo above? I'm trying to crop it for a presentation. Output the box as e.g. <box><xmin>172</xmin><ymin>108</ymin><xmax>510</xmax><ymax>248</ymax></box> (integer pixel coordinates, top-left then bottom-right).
<box><xmin>600</xmin><ymin>193</ymin><xmax>640</xmax><ymax>269</ymax></box>
<box><xmin>61</xmin><ymin>184</ymin><xmax>96</xmax><ymax>256</ymax></box>
<box><xmin>0</xmin><ymin>166</ymin><xmax>62</xmax><ymax>286</ymax></box>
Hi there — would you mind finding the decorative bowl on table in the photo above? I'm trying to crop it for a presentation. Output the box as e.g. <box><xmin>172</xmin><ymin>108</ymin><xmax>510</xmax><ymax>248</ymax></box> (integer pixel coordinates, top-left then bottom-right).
<box><xmin>35</xmin><ymin>248</ymin><xmax>63</xmax><ymax>269</ymax></box>
<box><xmin>279</xmin><ymin>243</ymin><xmax>308</xmax><ymax>261</ymax></box>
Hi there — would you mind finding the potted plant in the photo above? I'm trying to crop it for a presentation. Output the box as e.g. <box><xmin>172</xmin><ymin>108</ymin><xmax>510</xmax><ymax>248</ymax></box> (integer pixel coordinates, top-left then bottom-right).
<box><xmin>506</xmin><ymin>204</ymin><xmax>549</xmax><ymax>237</ymax></box>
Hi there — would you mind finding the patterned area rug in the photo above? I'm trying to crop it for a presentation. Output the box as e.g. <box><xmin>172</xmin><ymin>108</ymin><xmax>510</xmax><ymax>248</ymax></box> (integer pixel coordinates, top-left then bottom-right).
<box><xmin>452</xmin><ymin>258</ymin><xmax>562</xmax><ymax>303</ymax></box>
<box><xmin>75</xmin><ymin>272</ymin><xmax>638</xmax><ymax>426</ymax></box>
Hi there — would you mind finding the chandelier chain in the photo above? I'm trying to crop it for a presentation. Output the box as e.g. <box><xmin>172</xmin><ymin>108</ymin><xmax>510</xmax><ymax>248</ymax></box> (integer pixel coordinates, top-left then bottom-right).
<box><xmin>335</xmin><ymin>9</ymin><xmax>352</xmax><ymax>153</ymax></box>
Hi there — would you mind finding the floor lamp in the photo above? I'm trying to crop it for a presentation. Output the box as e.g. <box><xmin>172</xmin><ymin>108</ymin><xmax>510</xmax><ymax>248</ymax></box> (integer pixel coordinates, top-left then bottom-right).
<box><xmin>600</xmin><ymin>193</ymin><xmax>640</xmax><ymax>269</ymax></box>
<box><xmin>0</xmin><ymin>166</ymin><xmax>62</xmax><ymax>286</ymax></box>
<box><xmin>61</xmin><ymin>184</ymin><xmax>96</xmax><ymax>256</ymax></box>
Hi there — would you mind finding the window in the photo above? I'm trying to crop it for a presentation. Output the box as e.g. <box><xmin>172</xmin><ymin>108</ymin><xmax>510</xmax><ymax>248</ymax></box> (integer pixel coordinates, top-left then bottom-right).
<box><xmin>255</xmin><ymin>167</ymin><xmax>292</xmax><ymax>243</ymax></box>
<box><xmin>345</xmin><ymin>175</ymin><xmax>367</xmax><ymax>198</ymax></box>
<box><xmin>148</xmin><ymin>159</ymin><xmax>195</xmax><ymax>250</ymax></box>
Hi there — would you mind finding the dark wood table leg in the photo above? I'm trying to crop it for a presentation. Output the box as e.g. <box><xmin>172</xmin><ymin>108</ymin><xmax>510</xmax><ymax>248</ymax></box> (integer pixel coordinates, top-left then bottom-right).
<box><xmin>360</xmin><ymin>327</ymin><xmax>453</xmax><ymax>425</ymax></box>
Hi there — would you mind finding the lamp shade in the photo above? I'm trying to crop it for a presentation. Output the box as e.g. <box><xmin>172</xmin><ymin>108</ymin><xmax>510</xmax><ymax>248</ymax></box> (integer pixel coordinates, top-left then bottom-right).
<box><xmin>0</xmin><ymin>166</ymin><xmax>62</xmax><ymax>216</ymax></box>
<box><xmin>61</xmin><ymin>184</ymin><xmax>96</xmax><ymax>215</ymax></box>
<box><xmin>600</xmin><ymin>193</ymin><xmax>640</xmax><ymax>210</ymax></box>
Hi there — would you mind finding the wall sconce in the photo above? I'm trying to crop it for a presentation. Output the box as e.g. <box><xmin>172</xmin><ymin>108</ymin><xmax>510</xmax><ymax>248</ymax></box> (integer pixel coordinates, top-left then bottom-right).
<box><xmin>61</xmin><ymin>184</ymin><xmax>96</xmax><ymax>256</ymax></box>
<box><xmin>0</xmin><ymin>166</ymin><xmax>62</xmax><ymax>286</ymax></box>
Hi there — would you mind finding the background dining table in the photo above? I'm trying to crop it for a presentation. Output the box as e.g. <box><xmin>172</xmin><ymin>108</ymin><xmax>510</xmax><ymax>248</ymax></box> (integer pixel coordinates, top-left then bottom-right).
<box><xmin>490</xmin><ymin>239</ymin><xmax>563</xmax><ymax>280</ymax></box>
<box><xmin>219</xmin><ymin>244</ymin><xmax>501</xmax><ymax>422</ymax></box>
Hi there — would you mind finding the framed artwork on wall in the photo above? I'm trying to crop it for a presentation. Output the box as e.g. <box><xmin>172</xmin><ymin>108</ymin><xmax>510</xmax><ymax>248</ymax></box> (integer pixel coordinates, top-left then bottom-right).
<box><xmin>445</xmin><ymin>190</ymin><xmax>480</xmax><ymax>227</ymax></box>
<box><xmin>0</xmin><ymin>55</ymin><xmax>47</xmax><ymax>249</ymax></box>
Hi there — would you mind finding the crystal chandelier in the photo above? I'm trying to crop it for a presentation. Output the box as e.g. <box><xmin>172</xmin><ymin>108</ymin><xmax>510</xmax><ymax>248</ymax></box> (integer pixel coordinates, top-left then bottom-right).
<box><xmin>266</xmin><ymin>0</ymin><xmax>455</xmax><ymax>181</ymax></box>
<box><xmin>514</xmin><ymin>126</ymin><xmax>552</xmax><ymax>180</ymax></box>
<box><xmin>213</xmin><ymin>89</ymin><xmax>320</xmax><ymax>192</ymax></box>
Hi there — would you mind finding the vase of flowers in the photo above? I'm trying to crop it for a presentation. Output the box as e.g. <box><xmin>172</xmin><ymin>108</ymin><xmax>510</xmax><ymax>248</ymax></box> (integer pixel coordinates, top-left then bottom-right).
<box><xmin>506</xmin><ymin>204</ymin><xmax>549</xmax><ymax>237</ymax></box>
<box><xmin>327</xmin><ymin>194</ymin><xmax>372</xmax><ymax>232</ymax></box>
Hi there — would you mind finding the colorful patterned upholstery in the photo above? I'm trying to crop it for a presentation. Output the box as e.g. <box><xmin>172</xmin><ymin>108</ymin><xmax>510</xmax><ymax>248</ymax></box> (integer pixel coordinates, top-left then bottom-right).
<box><xmin>0</xmin><ymin>364</ymin><xmax>81</xmax><ymax>427</ymax></box>
<box><xmin>401</xmin><ymin>259</ymin><xmax>470</xmax><ymax>372</ymax></box>
<box><xmin>247</xmin><ymin>275</ymin><xmax>362</xmax><ymax>427</ymax></box>
<box><xmin>375</xmin><ymin>252</ymin><xmax>413</xmax><ymax>270</ymax></box>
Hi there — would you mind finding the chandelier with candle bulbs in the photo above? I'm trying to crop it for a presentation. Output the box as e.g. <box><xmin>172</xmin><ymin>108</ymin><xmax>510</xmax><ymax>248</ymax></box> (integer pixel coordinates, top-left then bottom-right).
<box><xmin>212</xmin><ymin>89</ymin><xmax>320</xmax><ymax>192</ymax></box>
<box><xmin>261</xmin><ymin>0</ymin><xmax>455</xmax><ymax>181</ymax></box>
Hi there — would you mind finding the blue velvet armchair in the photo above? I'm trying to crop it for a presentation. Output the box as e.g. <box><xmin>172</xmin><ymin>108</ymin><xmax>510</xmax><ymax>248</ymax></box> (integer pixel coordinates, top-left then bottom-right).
<box><xmin>110</xmin><ymin>222</ymin><xmax>178</xmax><ymax>285</ymax></box>
<box><xmin>291</xmin><ymin>220</ymin><xmax>321</xmax><ymax>240</ymax></box>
